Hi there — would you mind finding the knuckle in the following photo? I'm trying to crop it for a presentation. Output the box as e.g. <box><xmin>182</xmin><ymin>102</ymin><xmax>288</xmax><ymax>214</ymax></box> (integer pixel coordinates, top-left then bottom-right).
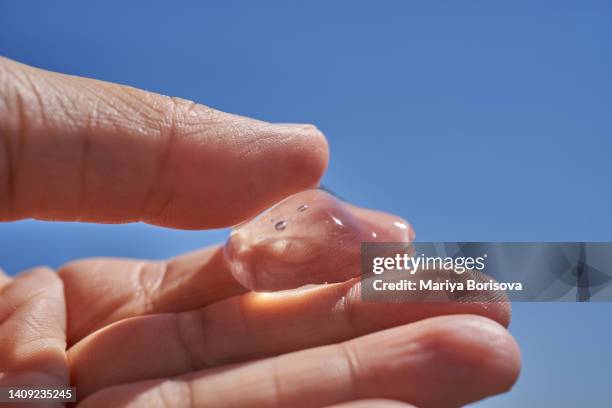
<box><xmin>136</xmin><ymin>260</ymin><xmax>167</xmax><ymax>314</ymax></box>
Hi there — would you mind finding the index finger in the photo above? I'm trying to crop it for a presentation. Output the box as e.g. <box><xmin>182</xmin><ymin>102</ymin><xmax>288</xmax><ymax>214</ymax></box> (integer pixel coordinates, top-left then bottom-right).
<box><xmin>0</xmin><ymin>57</ymin><xmax>328</xmax><ymax>228</ymax></box>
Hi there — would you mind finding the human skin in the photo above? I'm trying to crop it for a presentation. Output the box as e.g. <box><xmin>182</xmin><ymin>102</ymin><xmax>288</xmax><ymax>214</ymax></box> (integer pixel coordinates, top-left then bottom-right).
<box><xmin>0</xmin><ymin>57</ymin><xmax>520</xmax><ymax>407</ymax></box>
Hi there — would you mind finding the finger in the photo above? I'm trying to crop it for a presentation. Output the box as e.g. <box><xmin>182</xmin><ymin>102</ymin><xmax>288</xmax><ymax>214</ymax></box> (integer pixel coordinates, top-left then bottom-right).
<box><xmin>0</xmin><ymin>57</ymin><xmax>328</xmax><ymax>228</ymax></box>
<box><xmin>59</xmin><ymin>245</ymin><xmax>246</xmax><ymax>345</ymax></box>
<box><xmin>60</xmin><ymin>192</ymin><xmax>414</xmax><ymax>343</ymax></box>
<box><xmin>326</xmin><ymin>400</ymin><xmax>418</xmax><ymax>408</ymax></box>
<box><xmin>0</xmin><ymin>267</ymin><xmax>67</xmax><ymax>389</ymax></box>
<box><xmin>78</xmin><ymin>315</ymin><xmax>520</xmax><ymax>408</ymax></box>
<box><xmin>0</xmin><ymin>267</ymin><xmax>10</xmax><ymax>289</ymax></box>
<box><xmin>225</xmin><ymin>189</ymin><xmax>415</xmax><ymax>291</ymax></box>
<box><xmin>68</xmin><ymin>272</ymin><xmax>510</xmax><ymax>397</ymax></box>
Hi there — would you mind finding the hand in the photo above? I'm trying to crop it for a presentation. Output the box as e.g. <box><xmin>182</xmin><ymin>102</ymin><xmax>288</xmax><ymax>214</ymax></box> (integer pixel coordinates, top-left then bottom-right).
<box><xmin>0</xmin><ymin>57</ymin><xmax>520</xmax><ymax>407</ymax></box>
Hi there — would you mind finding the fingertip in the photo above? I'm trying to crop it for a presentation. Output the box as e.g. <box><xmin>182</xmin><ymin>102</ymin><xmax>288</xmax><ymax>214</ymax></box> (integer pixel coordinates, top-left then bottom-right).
<box><xmin>275</xmin><ymin>123</ymin><xmax>330</xmax><ymax>169</ymax></box>
<box><xmin>146</xmin><ymin>119</ymin><xmax>329</xmax><ymax>229</ymax></box>
<box><xmin>262</xmin><ymin>122</ymin><xmax>330</xmax><ymax>202</ymax></box>
<box><xmin>295</xmin><ymin>123</ymin><xmax>330</xmax><ymax>178</ymax></box>
<box><xmin>360</xmin><ymin>315</ymin><xmax>520</xmax><ymax>407</ymax></box>
<box><xmin>483</xmin><ymin>300</ymin><xmax>512</xmax><ymax>328</ymax></box>
<box><xmin>420</xmin><ymin>315</ymin><xmax>521</xmax><ymax>398</ymax></box>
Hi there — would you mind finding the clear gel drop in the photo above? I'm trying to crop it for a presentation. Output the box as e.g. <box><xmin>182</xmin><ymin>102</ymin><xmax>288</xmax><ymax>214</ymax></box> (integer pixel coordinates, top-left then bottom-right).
<box><xmin>224</xmin><ymin>189</ymin><xmax>412</xmax><ymax>291</ymax></box>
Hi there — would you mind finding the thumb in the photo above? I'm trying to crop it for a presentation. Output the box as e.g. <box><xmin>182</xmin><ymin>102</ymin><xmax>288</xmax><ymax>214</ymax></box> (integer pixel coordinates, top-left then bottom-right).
<box><xmin>0</xmin><ymin>57</ymin><xmax>328</xmax><ymax>229</ymax></box>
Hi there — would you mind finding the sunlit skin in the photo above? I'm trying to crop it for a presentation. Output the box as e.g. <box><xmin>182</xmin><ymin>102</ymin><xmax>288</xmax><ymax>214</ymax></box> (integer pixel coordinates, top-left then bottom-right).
<box><xmin>0</xmin><ymin>57</ymin><xmax>520</xmax><ymax>408</ymax></box>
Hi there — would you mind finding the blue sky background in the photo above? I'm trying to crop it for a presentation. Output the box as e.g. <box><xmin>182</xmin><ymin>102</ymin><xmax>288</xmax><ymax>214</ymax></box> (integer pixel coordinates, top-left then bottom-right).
<box><xmin>1</xmin><ymin>1</ymin><xmax>611</xmax><ymax>406</ymax></box>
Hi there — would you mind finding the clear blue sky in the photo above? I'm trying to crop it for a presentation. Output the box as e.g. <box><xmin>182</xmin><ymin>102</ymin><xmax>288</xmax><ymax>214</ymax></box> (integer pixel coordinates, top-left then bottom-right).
<box><xmin>1</xmin><ymin>1</ymin><xmax>611</xmax><ymax>406</ymax></box>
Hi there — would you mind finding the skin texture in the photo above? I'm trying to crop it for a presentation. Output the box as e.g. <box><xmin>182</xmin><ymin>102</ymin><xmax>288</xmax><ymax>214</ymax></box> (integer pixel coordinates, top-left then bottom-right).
<box><xmin>0</xmin><ymin>57</ymin><xmax>521</xmax><ymax>407</ymax></box>
<box><xmin>0</xmin><ymin>268</ymin><xmax>67</xmax><ymax>408</ymax></box>
<box><xmin>0</xmin><ymin>57</ymin><xmax>328</xmax><ymax>227</ymax></box>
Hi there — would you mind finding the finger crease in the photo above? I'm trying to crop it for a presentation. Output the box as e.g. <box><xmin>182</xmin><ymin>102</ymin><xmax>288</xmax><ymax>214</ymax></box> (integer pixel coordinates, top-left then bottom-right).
<box><xmin>142</xmin><ymin>97</ymin><xmax>179</xmax><ymax>222</ymax></box>
<box><xmin>174</xmin><ymin>313</ymin><xmax>203</xmax><ymax>372</ymax></box>
<box><xmin>338</xmin><ymin>343</ymin><xmax>361</xmax><ymax>400</ymax></box>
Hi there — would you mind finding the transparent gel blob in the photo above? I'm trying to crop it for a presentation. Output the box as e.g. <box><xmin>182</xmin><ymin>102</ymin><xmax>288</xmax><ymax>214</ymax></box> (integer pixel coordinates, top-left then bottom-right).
<box><xmin>224</xmin><ymin>189</ymin><xmax>412</xmax><ymax>292</ymax></box>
